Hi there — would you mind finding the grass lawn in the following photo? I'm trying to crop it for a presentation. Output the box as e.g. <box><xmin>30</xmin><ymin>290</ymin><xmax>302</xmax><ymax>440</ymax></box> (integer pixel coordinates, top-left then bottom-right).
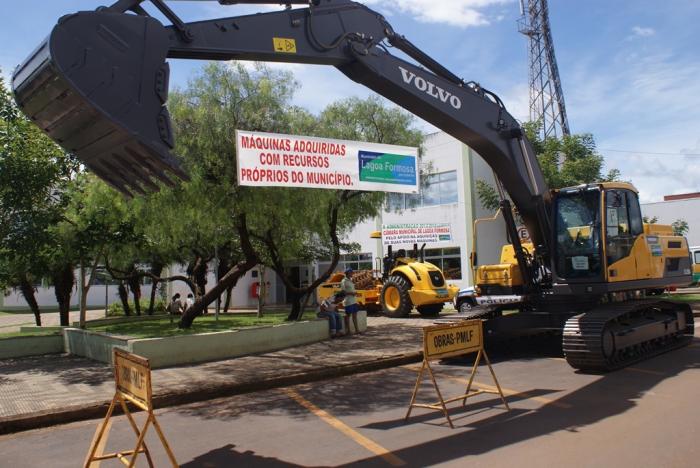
<box><xmin>0</xmin><ymin>330</ymin><xmax>61</xmax><ymax>339</ymax></box>
<box><xmin>662</xmin><ymin>294</ymin><xmax>700</xmax><ymax>304</ymax></box>
<box><xmin>88</xmin><ymin>312</ymin><xmax>294</xmax><ymax>339</ymax></box>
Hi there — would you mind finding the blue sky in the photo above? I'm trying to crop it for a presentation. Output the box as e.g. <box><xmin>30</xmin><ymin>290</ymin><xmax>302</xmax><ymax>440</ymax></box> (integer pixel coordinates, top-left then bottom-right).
<box><xmin>2</xmin><ymin>0</ymin><xmax>699</xmax><ymax>202</ymax></box>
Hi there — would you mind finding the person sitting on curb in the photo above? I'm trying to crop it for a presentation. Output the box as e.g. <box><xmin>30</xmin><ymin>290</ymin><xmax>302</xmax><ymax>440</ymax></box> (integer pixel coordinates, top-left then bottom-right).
<box><xmin>318</xmin><ymin>292</ymin><xmax>345</xmax><ymax>338</ymax></box>
<box><xmin>168</xmin><ymin>293</ymin><xmax>184</xmax><ymax>316</ymax></box>
<box><xmin>341</xmin><ymin>267</ymin><xmax>361</xmax><ymax>335</ymax></box>
<box><xmin>184</xmin><ymin>293</ymin><xmax>195</xmax><ymax>314</ymax></box>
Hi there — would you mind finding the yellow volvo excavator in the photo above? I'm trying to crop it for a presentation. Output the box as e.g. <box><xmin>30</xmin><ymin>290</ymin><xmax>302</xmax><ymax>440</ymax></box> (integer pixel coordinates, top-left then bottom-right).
<box><xmin>12</xmin><ymin>0</ymin><xmax>694</xmax><ymax>371</ymax></box>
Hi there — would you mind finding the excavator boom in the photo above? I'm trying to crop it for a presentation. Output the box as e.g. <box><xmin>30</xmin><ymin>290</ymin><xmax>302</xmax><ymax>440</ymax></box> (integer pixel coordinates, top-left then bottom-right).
<box><xmin>12</xmin><ymin>0</ymin><xmax>550</xmax><ymax>252</ymax></box>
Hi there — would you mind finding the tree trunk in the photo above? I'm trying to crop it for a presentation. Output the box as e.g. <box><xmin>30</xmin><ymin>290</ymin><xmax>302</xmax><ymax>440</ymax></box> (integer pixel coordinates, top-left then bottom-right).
<box><xmin>223</xmin><ymin>285</ymin><xmax>233</xmax><ymax>314</ymax></box>
<box><xmin>147</xmin><ymin>263</ymin><xmax>163</xmax><ymax>315</ymax></box>
<box><xmin>179</xmin><ymin>260</ymin><xmax>255</xmax><ymax>328</ymax></box>
<box><xmin>19</xmin><ymin>275</ymin><xmax>41</xmax><ymax>326</ymax></box>
<box><xmin>179</xmin><ymin>215</ymin><xmax>257</xmax><ymax>328</ymax></box>
<box><xmin>257</xmin><ymin>266</ymin><xmax>266</xmax><ymax>318</ymax></box>
<box><xmin>128</xmin><ymin>274</ymin><xmax>142</xmax><ymax>316</ymax></box>
<box><xmin>52</xmin><ymin>264</ymin><xmax>74</xmax><ymax>326</ymax></box>
<box><xmin>79</xmin><ymin>251</ymin><xmax>103</xmax><ymax>328</ymax></box>
<box><xmin>299</xmin><ymin>291</ymin><xmax>313</xmax><ymax>321</ymax></box>
<box><xmin>147</xmin><ymin>279</ymin><xmax>159</xmax><ymax>315</ymax></box>
<box><xmin>118</xmin><ymin>281</ymin><xmax>131</xmax><ymax>316</ymax></box>
<box><xmin>79</xmin><ymin>262</ymin><xmax>89</xmax><ymax>328</ymax></box>
<box><xmin>193</xmin><ymin>260</ymin><xmax>208</xmax><ymax>299</ymax></box>
<box><xmin>287</xmin><ymin>292</ymin><xmax>303</xmax><ymax>321</ymax></box>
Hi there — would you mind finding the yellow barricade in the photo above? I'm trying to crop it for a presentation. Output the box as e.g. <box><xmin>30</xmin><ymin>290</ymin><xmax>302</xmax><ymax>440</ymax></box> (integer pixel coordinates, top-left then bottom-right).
<box><xmin>84</xmin><ymin>349</ymin><xmax>178</xmax><ymax>467</ymax></box>
<box><xmin>405</xmin><ymin>320</ymin><xmax>509</xmax><ymax>428</ymax></box>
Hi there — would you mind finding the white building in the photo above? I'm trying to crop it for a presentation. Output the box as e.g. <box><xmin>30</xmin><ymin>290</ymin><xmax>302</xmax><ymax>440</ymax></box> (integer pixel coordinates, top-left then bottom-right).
<box><xmin>641</xmin><ymin>193</ymin><xmax>700</xmax><ymax>247</ymax></box>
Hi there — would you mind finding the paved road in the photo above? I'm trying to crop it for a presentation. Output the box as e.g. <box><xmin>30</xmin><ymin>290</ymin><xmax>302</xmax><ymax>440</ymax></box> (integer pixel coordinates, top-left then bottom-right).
<box><xmin>1</xmin><ymin>332</ymin><xmax>698</xmax><ymax>467</ymax></box>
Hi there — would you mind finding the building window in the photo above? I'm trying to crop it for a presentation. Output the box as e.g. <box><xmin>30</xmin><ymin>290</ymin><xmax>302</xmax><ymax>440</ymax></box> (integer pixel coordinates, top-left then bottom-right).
<box><xmin>387</xmin><ymin>170</ymin><xmax>458</xmax><ymax>209</ymax></box>
<box><xmin>424</xmin><ymin>247</ymin><xmax>462</xmax><ymax>280</ymax></box>
<box><xmin>318</xmin><ymin>253</ymin><xmax>373</xmax><ymax>273</ymax></box>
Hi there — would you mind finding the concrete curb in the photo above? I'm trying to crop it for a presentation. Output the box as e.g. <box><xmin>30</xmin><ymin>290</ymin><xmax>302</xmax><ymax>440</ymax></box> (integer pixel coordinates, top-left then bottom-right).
<box><xmin>0</xmin><ymin>351</ymin><xmax>423</xmax><ymax>435</ymax></box>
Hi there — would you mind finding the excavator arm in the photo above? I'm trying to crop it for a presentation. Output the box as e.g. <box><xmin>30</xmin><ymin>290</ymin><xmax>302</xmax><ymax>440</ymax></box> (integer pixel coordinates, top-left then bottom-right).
<box><xmin>12</xmin><ymin>0</ymin><xmax>551</xmax><ymax>260</ymax></box>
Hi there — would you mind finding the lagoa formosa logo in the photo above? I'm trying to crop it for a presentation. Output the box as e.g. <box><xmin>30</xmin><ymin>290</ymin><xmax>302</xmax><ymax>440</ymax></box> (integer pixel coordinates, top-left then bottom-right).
<box><xmin>399</xmin><ymin>66</ymin><xmax>462</xmax><ymax>110</ymax></box>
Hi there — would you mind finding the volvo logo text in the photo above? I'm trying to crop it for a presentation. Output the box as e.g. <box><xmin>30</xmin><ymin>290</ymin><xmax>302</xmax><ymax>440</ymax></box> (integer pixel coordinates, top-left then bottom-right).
<box><xmin>399</xmin><ymin>66</ymin><xmax>462</xmax><ymax>110</ymax></box>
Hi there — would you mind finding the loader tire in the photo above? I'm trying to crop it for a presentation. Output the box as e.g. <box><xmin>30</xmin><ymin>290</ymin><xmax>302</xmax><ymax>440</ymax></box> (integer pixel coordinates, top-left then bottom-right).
<box><xmin>380</xmin><ymin>276</ymin><xmax>413</xmax><ymax>318</ymax></box>
<box><xmin>417</xmin><ymin>303</ymin><xmax>443</xmax><ymax>317</ymax></box>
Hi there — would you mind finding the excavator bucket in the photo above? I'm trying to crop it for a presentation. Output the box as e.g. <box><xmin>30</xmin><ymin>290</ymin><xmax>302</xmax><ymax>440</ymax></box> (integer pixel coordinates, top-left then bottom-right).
<box><xmin>12</xmin><ymin>10</ymin><xmax>187</xmax><ymax>196</ymax></box>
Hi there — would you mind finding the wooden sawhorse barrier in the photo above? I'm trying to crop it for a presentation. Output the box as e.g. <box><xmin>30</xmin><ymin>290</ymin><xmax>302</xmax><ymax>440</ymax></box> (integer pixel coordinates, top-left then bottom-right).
<box><xmin>84</xmin><ymin>349</ymin><xmax>178</xmax><ymax>467</ymax></box>
<box><xmin>405</xmin><ymin>320</ymin><xmax>510</xmax><ymax>428</ymax></box>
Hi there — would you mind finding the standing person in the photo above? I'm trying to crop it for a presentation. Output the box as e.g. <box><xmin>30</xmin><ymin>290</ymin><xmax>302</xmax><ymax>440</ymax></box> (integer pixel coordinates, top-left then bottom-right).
<box><xmin>168</xmin><ymin>293</ymin><xmax>183</xmax><ymax>316</ymax></box>
<box><xmin>317</xmin><ymin>292</ymin><xmax>345</xmax><ymax>338</ymax></box>
<box><xmin>341</xmin><ymin>267</ymin><xmax>360</xmax><ymax>335</ymax></box>
<box><xmin>184</xmin><ymin>293</ymin><xmax>195</xmax><ymax>314</ymax></box>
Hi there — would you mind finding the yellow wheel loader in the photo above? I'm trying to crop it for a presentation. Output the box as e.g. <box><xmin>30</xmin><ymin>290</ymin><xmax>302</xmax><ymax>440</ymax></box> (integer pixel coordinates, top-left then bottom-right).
<box><xmin>377</xmin><ymin>241</ymin><xmax>459</xmax><ymax>318</ymax></box>
<box><xmin>318</xmin><ymin>232</ymin><xmax>458</xmax><ymax>318</ymax></box>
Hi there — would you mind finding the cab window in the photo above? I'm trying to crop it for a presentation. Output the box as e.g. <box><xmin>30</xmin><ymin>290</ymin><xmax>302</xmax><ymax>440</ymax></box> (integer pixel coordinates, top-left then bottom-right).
<box><xmin>626</xmin><ymin>191</ymin><xmax>643</xmax><ymax>236</ymax></box>
<box><xmin>554</xmin><ymin>189</ymin><xmax>602</xmax><ymax>279</ymax></box>
<box><xmin>605</xmin><ymin>189</ymin><xmax>641</xmax><ymax>264</ymax></box>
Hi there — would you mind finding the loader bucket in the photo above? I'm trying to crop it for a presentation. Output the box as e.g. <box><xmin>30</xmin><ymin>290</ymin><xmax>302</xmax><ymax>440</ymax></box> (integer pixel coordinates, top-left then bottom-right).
<box><xmin>12</xmin><ymin>10</ymin><xmax>188</xmax><ymax>196</ymax></box>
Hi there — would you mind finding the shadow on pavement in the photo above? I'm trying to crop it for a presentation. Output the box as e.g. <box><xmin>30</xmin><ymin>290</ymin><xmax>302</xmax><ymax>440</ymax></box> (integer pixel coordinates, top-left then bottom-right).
<box><xmin>353</xmin><ymin>339</ymin><xmax>700</xmax><ymax>466</ymax></box>
<box><xmin>181</xmin><ymin>443</ymin><xmax>319</xmax><ymax>468</ymax></box>
<box><xmin>178</xmin><ymin>335</ymin><xmax>699</xmax><ymax>467</ymax></box>
<box><xmin>0</xmin><ymin>354</ymin><xmax>111</xmax><ymax>386</ymax></box>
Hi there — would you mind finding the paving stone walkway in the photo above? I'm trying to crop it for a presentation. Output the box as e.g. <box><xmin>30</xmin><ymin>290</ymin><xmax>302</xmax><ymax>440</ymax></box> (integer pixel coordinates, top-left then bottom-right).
<box><xmin>0</xmin><ymin>310</ymin><xmax>107</xmax><ymax>333</ymax></box>
<box><xmin>0</xmin><ymin>316</ymin><xmax>432</xmax><ymax>420</ymax></box>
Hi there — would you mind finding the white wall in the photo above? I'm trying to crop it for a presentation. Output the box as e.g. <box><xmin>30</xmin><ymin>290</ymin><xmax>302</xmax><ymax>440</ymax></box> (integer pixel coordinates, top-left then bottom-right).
<box><xmin>166</xmin><ymin>263</ymin><xmax>281</xmax><ymax>309</ymax></box>
<box><xmin>469</xmin><ymin>147</ymin><xmax>510</xmax><ymax>271</ymax></box>
<box><xmin>1</xmin><ymin>263</ymin><xmax>282</xmax><ymax>311</ymax></box>
<box><xmin>642</xmin><ymin>198</ymin><xmax>700</xmax><ymax>247</ymax></box>
<box><xmin>1</xmin><ymin>282</ymin><xmax>154</xmax><ymax>311</ymax></box>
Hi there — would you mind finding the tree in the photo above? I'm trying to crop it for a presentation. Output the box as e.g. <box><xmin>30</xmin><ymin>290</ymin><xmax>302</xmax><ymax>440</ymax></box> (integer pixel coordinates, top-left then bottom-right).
<box><xmin>0</xmin><ymin>71</ymin><xmax>77</xmax><ymax>325</ymax></box>
<box><xmin>477</xmin><ymin>122</ymin><xmax>620</xmax><ymax>212</ymax></box>
<box><xmin>672</xmin><ymin>219</ymin><xmax>689</xmax><ymax>237</ymax></box>
<box><xmin>56</xmin><ymin>174</ymin><xmax>141</xmax><ymax>327</ymax></box>
<box><xmin>167</xmin><ymin>63</ymin><xmax>425</xmax><ymax>327</ymax></box>
<box><xmin>166</xmin><ymin>62</ymin><xmax>290</xmax><ymax>328</ymax></box>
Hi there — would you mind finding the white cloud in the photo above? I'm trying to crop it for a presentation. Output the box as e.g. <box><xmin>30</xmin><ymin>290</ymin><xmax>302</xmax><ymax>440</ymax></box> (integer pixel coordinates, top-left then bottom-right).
<box><xmin>364</xmin><ymin>0</ymin><xmax>513</xmax><ymax>28</ymax></box>
<box><xmin>631</xmin><ymin>26</ymin><xmax>656</xmax><ymax>38</ymax></box>
<box><xmin>563</xmin><ymin>48</ymin><xmax>700</xmax><ymax>202</ymax></box>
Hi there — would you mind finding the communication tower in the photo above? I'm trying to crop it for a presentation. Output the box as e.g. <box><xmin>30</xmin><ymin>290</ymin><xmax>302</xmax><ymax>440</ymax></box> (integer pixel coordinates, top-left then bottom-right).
<box><xmin>518</xmin><ymin>0</ymin><xmax>570</xmax><ymax>140</ymax></box>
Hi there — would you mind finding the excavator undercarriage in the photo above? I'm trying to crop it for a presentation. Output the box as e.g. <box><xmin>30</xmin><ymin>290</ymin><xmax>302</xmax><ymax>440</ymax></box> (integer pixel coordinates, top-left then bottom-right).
<box><xmin>563</xmin><ymin>300</ymin><xmax>694</xmax><ymax>372</ymax></box>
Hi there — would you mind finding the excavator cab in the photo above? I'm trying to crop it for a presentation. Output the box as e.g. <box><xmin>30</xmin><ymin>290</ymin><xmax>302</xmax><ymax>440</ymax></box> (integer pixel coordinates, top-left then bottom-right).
<box><xmin>552</xmin><ymin>185</ymin><xmax>604</xmax><ymax>282</ymax></box>
<box><xmin>552</xmin><ymin>182</ymin><xmax>691</xmax><ymax>291</ymax></box>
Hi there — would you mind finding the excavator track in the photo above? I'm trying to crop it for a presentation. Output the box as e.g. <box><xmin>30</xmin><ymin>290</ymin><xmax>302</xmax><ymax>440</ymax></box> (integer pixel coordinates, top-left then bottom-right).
<box><xmin>563</xmin><ymin>300</ymin><xmax>694</xmax><ymax>372</ymax></box>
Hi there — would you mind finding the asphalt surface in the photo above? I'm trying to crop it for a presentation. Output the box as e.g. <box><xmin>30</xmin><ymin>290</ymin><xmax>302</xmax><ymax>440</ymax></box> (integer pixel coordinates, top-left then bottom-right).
<box><xmin>1</xmin><ymin>330</ymin><xmax>698</xmax><ymax>467</ymax></box>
